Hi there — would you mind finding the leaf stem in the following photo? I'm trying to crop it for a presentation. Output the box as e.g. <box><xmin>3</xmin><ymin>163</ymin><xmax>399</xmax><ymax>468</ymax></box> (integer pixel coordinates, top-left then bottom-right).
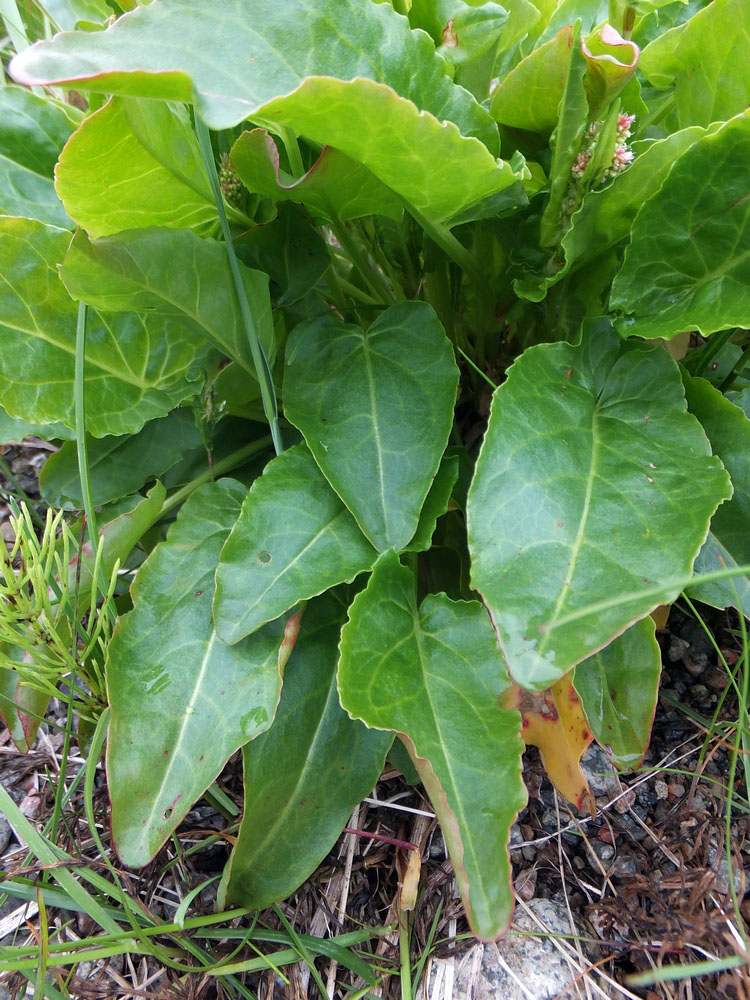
<box><xmin>278</xmin><ymin>125</ymin><xmax>305</xmax><ymax>177</ymax></box>
<box><xmin>409</xmin><ymin>208</ymin><xmax>482</xmax><ymax>279</ymax></box>
<box><xmin>159</xmin><ymin>435</ymin><xmax>272</xmax><ymax>519</ymax></box>
<box><xmin>74</xmin><ymin>302</ymin><xmax>98</xmax><ymax>551</ymax></box>
<box><xmin>195</xmin><ymin>117</ymin><xmax>283</xmax><ymax>455</ymax></box>
<box><xmin>329</xmin><ymin>214</ymin><xmax>397</xmax><ymax>304</ymax></box>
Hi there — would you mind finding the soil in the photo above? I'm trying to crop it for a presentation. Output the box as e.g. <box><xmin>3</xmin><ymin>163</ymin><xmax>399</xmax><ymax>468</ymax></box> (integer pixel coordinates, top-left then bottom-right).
<box><xmin>0</xmin><ymin>439</ymin><xmax>748</xmax><ymax>1000</ymax></box>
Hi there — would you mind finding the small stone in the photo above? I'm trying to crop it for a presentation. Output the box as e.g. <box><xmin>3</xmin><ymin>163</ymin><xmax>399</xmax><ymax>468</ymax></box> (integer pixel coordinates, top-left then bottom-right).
<box><xmin>541</xmin><ymin>808</ymin><xmax>560</xmax><ymax>833</ymax></box>
<box><xmin>590</xmin><ymin>841</ymin><xmax>615</xmax><ymax>862</ymax></box>
<box><xmin>515</xmin><ymin>867</ymin><xmax>537</xmax><ymax>901</ymax></box>
<box><xmin>668</xmin><ymin>782</ymin><xmax>685</xmax><ymax>798</ymax></box>
<box><xmin>667</xmin><ymin>636</ymin><xmax>689</xmax><ymax>662</ymax></box>
<box><xmin>579</xmin><ymin>744</ymin><xmax>618</xmax><ymax>797</ymax></box>
<box><xmin>683</xmin><ymin>651</ymin><xmax>708</xmax><ymax>677</ymax></box>
<box><xmin>611</xmin><ymin>855</ymin><xmax>638</xmax><ymax>877</ymax></box>
<box><xmin>522</xmin><ymin>845</ymin><xmax>537</xmax><ymax>862</ymax></box>
<box><xmin>706</xmin><ymin>667</ymin><xmax>729</xmax><ymax>690</ymax></box>
<box><xmin>0</xmin><ymin>815</ymin><xmax>11</xmax><ymax>855</ymax></box>
<box><xmin>573</xmin><ymin>855</ymin><xmax>585</xmax><ymax>870</ymax></box>
<box><xmin>613</xmin><ymin>789</ymin><xmax>636</xmax><ymax>814</ymax></box>
<box><xmin>636</xmin><ymin>784</ymin><xmax>658</xmax><ymax>808</ymax></box>
<box><xmin>654</xmin><ymin>779</ymin><xmax>669</xmax><ymax>800</ymax></box>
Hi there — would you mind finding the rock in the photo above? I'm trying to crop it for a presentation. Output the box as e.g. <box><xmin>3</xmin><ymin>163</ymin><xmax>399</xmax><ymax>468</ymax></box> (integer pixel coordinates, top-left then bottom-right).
<box><xmin>0</xmin><ymin>815</ymin><xmax>11</xmax><ymax>855</ymax></box>
<box><xmin>430</xmin><ymin>899</ymin><xmax>594</xmax><ymax>1000</ymax></box>
<box><xmin>579</xmin><ymin>745</ymin><xmax>618</xmax><ymax>797</ymax></box>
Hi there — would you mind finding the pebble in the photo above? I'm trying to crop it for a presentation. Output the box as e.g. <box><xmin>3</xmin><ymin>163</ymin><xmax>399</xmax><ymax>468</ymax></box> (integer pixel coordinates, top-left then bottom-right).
<box><xmin>590</xmin><ymin>842</ymin><xmax>615</xmax><ymax>862</ymax></box>
<box><xmin>579</xmin><ymin>745</ymin><xmax>618</xmax><ymax>797</ymax></box>
<box><xmin>654</xmin><ymin>779</ymin><xmax>669</xmax><ymax>800</ymax></box>
<box><xmin>668</xmin><ymin>782</ymin><xmax>685</xmax><ymax>798</ymax></box>
<box><xmin>434</xmin><ymin>899</ymin><xmax>593</xmax><ymax>1000</ymax></box>
<box><xmin>0</xmin><ymin>815</ymin><xmax>11</xmax><ymax>855</ymax></box>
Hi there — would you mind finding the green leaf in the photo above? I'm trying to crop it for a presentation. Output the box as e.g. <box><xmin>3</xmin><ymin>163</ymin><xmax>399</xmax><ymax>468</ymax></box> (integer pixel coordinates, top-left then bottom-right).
<box><xmin>573</xmin><ymin>618</ymin><xmax>660</xmax><ymax>769</ymax></box>
<box><xmin>0</xmin><ymin>86</ymin><xmax>74</xmax><ymax>227</ymax></box>
<box><xmin>409</xmin><ymin>0</ymin><xmax>509</xmax><ymax>66</ymax></box>
<box><xmin>55</xmin><ymin>97</ymin><xmax>217</xmax><ymax>239</ymax></box>
<box><xmin>9</xmin><ymin>0</ymin><xmax>528</xmax><ymax>224</ymax></box>
<box><xmin>639</xmin><ymin>0</ymin><xmax>750</xmax><ymax>128</ymax></box>
<box><xmin>68</xmin><ymin>482</ymin><xmax>167</xmax><ymax>603</ymax></box>
<box><xmin>404</xmin><ymin>451</ymin><xmax>460</xmax><ymax>553</ymax></box>
<box><xmin>284</xmin><ymin>303</ymin><xmax>459</xmax><ymax>551</ymax></box>
<box><xmin>467</xmin><ymin>325</ymin><xmax>731</xmax><ymax>690</ymax></box>
<box><xmin>10</xmin><ymin>0</ymin><xmax>498</xmax><ymax>144</ymax></box>
<box><xmin>60</xmin><ymin>226</ymin><xmax>275</xmax><ymax>375</ymax></box>
<box><xmin>683</xmin><ymin>374</ymin><xmax>750</xmax><ymax>613</ymax></box>
<box><xmin>0</xmin><ymin>406</ymin><xmax>74</xmax><ymax>443</ymax></box>
<box><xmin>107</xmin><ymin>479</ymin><xmax>290</xmax><ymax>868</ymax></box>
<box><xmin>39</xmin><ymin>0</ymin><xmax>112</xmax><ymax>31</ymax></box>
<box><xmin>338</xmin><ymin>551</ymin><xmax>526</xmax><ymax>941</ymax></box>
<box><xmin>236</xmin><ymin>204</ymin><xmax>331</xmax><ymax>308</ymax></box>
<box><xmin>0</xmin><ymin>217</ymin><xmax>207</xmax><ymax>437</ymax></box>
<box><xmin>219</xmin><ymin>590</ymin><xmax>391</xmax><ymax>911</ymax></box>
<box><xmin>230</xmin><ymin>130</ymin><xmax>403</xmax><ymax>223</ymax></box>
<box><xmin>611</xmin><ymin>112</ymin><xmax>750</xmax><ymax>341</ymax></box>
<box><xmin>213</xmin><ymin>444</ymin><xmax>376</xmax><ymax>645</ymax></box>
<box><xmin>238</xmin><ymin>77</ymin><xmax>519</xmax><ymax>226</ymax></box>
<box><xmin>490</xmin><ymin>25</ymin><xmax>576</xmax><ymax>134</ymax></box>
<box><xmin>40</xmin><ymin>410</ymin><xmax>203</xmax><ymax>509</ymax></box>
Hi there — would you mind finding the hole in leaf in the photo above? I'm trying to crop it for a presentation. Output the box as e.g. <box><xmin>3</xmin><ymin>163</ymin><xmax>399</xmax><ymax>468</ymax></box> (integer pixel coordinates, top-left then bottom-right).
<box><xmin>163</xmin><ymin>807</ymin><xmax>173</xmax><ymax>820</ymax></box>
<box><xmin>258</xmin><ymin>550</ymin><xmax>272</xmax><ymax>564</ymax></box>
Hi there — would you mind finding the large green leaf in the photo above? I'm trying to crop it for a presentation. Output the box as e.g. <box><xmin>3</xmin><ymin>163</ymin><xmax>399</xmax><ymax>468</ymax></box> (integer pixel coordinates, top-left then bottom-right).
<box><xmin>214</xmin><ymin>444</ymin><xmax>377</xmax><ymax>645</ymax></box>
<box><xmin>612</xmin><ymin>113</ymin><xmax>750</xmax><ymax>340</ymax></box>
<box><xmin>467</xmin><ymin>326</ymin><xmax>731</xmax><ymax>691</ymax></box>
<box><xmin>284</xmin><ymin>303</ymin><xmax>459</xmax><ymax>551</ymax></box>
<box><xmin>60</xmin><ymin>226</ymin><xmax>275</xmax><ymax>374</ymax></box>
<box><xmin>639</xmin><ymin>0</ymin><xmax>750</xmax><ymax>128</ymax></box>
<box><xmin>8</xmin><ymin>0</ymin><xmax>529</xmax><ymax>224</ymax></box>
<box><xmin>230</xmin><ymin>130</ymin><xmax>403</xmax><ymax>223</ymax></box>
<box><xmin>219</xmin><ymin>590</ymin><xmax>391</xmax><ymax>911</ymax></box>
<box><xmin>107</xmin><ymin>479</ymin><xmax>290</xmax><ymax>868</ymax></box>
<box><xmin>490</xmin><ymin>25</ymin><xmax>575</xmax><ymax>133</ymax></box>
<box><xmin>10</xmin><ymin>0</ymin><xmax>497</xmax><ymax>143</ymax></box>
<box><xmin>236</xmin><ymin>77</ymin><xmax>519</xmax><ymax>225</ymax></box>
<box><xmin>612</xmin><ymin>113</ymin><xmax>750</xmax><ymax>341</ymax></box>
<box><xmin>40</xmin><ymin>410</ymin><xmax>203</xmax><ymax>509</ymax></box>
<box><xmin>683</xmin><ymin>374</ymin><xmax>750</xmax><ymax>613</ymax></box>
<box><xmin>55</xmin><ymin>97</ymin><xmax>217</xmax><ymax>238</ymax></box>
<box><xmin>573</xmin><ymin>618</ymin><xmax>660</xmax><ymax>769</ymax></box>
<box><xmin>338</xmin><ymin>551</ymin><xmax>526</xmax><ymax>941</ymax></box>
<box><xmin>0</xmin><ymin>86</ymin><xmax>75</xmax><ymax>227</ymax></box>
<box><xmin>0</xmin><ymin>217</ymin><xmax>207</xmax><ymax>437</ymax></box>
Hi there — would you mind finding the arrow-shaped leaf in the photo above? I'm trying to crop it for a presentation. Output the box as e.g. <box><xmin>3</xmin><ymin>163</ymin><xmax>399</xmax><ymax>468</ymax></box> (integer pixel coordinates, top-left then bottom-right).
<box><xmin>284</xmin><ymin>303</ymin><xmax>459</xmax><ymax>551</ymax></box>
<box><xmin>0</xmin><ymin>217</ymin><xmax>207</xmax><ymax>436</ymax></box>
<box><xmin>338</xmin><ymin>550</ymin><xmax>526</xmax><ymax>941</ymax></box>
<box><xmin>467</xmin><ymin>324</ymin><xmax>731</xmax><ymax>690</ymax></box>
<box><xmin>107</xmin><ymin>479</ymin><xmax>293</xmax><ymax>868</ymax></box>
<box><xmin>214</xmin><ymin>444</ymin><xmax>377</xmax><ymax>645</ymax></box>
<box><xmin>220</xmin><ymin>590</ymin><xmax>391</xmax><ymax>911</ymax></box>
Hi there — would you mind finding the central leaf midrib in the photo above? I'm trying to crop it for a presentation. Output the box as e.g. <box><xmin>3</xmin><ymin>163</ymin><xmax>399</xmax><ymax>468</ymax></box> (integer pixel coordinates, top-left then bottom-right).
<box><xmin>236</xmin><ymin>508</ymin><xmax>354</xmax><ymax>633</ymax></box>
<box><xmin>361</xmin><ymin>335</ymin><xmax>389</xmax><ymax>543</ymax></box>
<box><xmin>134</xmin><ymin>630</ymin><xmax>218</xmax><ymax>851</ymax></box>
<box><xmin>536</xmin><ymin>402</ymin><xmax>601</xmax><ymax>658</ymax></box>
<box><xmin>412</xmin><ymin>612</ymin><xmax>489</xmax><ymax>917</ymax></box>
